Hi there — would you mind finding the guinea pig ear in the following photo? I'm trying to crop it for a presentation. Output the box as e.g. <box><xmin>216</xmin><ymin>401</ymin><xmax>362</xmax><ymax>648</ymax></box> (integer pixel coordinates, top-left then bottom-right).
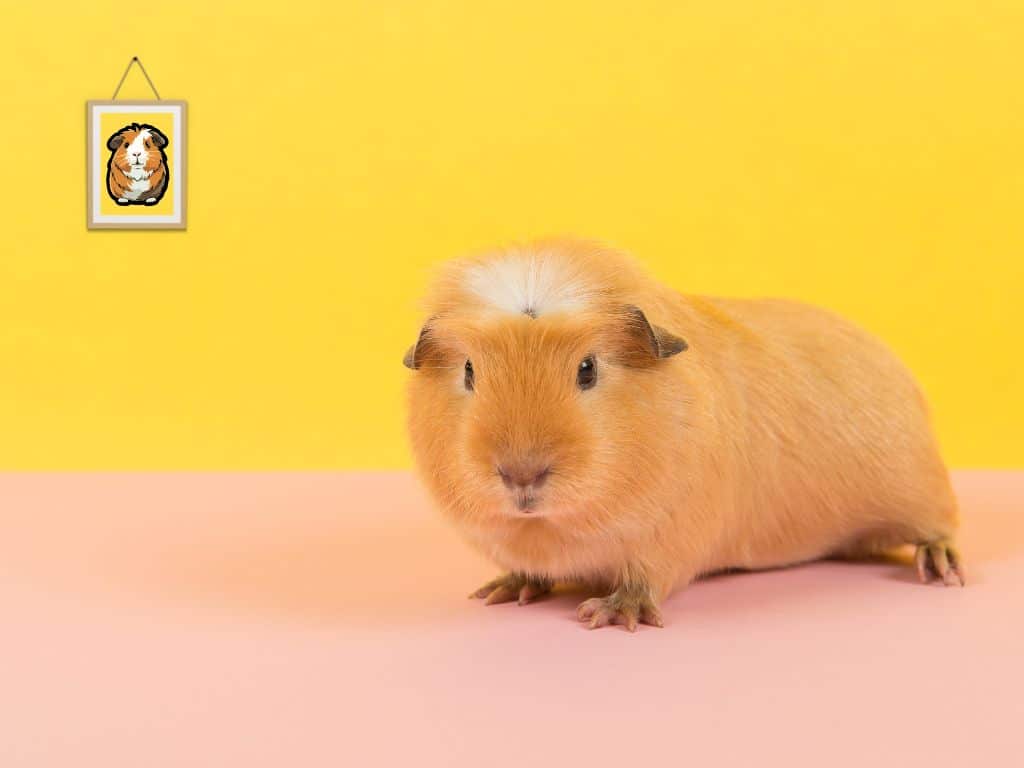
<box><xmin>620</xmin><ymin>305</ymin><xmax>688</xmax><ymax>362</ymax></box>
<box><xmin>106</xmin><ymin>130</ymin><xmax>126</xmax><ymax>151</ymax></box>
<box><xmin>403</xmin><ymin>319</ymin><xmax>436</xmax><ymax>370</ymax></box>
<box><xmin>148</xmin><ymin>127</ymin><xmax>168</xmax><ymax>149</ymax></box>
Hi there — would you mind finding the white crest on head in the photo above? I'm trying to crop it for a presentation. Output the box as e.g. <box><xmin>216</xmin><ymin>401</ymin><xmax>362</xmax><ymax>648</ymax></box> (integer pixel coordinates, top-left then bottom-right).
<box><xmin>124</xmin><ymin>130</ymin><xmax>151</xmax><ymax>171</ymax></box>
<box><xmin>463</xmin><ymin>248</ymin><xmax>593</xmax><ymax>317</ymax></box>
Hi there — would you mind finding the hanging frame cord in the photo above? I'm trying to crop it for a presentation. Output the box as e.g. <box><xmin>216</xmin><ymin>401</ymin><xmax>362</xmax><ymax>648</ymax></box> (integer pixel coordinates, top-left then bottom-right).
<box><xmin>111</xmin><ymin>56</ymin><xmax>161</xmax><ymax>100</ymax></box>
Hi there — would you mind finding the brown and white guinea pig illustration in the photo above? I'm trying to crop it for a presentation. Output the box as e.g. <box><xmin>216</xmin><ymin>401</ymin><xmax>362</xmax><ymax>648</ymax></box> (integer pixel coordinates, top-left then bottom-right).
<box><xmin>404</xmin><ymin>238</ymin><xmax>964</xmax><ymax>631</ymax></box>
<box><xmin>105</xmin><ymin>123</ymin><xmax>169</xmax><ymax>206</ymax></box>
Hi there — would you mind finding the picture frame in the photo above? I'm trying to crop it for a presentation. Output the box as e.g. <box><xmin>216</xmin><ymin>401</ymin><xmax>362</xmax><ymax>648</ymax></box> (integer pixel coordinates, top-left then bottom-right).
<box><xmin>86</xmin><ymin>100</ymin><xmax>187</xmax><ymax>229</ymax></box>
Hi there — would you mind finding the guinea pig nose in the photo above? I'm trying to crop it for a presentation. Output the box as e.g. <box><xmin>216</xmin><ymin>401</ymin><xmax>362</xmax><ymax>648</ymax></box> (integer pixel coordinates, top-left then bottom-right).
<box><xmin>497</xmin><ymin>462</ymin><xmax>551</xmax><ymax>490</ymax></box>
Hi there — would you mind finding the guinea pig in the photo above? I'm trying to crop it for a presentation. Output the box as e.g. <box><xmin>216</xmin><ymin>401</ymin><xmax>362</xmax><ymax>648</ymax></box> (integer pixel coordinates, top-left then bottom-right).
<box><xmin>105</xmin><ymin>123</ymin><xmax>169</xmax><ymax>206</ymax></box>
<box><xmin>404</xmin><ymin>238</ymin><xmax>963</xmax><ymax>631</ymax></box>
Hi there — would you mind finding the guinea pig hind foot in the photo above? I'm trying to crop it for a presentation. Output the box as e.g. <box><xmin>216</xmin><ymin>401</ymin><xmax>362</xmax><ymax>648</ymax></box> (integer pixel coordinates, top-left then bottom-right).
<box><xmin>915</xmin><ymin>539</ymin><xmax>966</xmax><ymax>587</ymax></box>
<box><xmin>469</xmin><ymin>573</ymin><xmax>553</xmax><ymax>606</ymax></box>
<box><xmin>577</xmin><ymin>587</ymin><xmax>664</xmax><ymax>632</ymax></box>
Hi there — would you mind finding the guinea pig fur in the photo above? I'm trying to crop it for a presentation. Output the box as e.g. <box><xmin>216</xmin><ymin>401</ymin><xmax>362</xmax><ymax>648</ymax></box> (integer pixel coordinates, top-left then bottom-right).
<box><xmin>105</xmin><ymin>123</ymin><xmax>169</xmax><ymax>206</ymax></box>
<box><xmin>404</xmin><ymin>238</ymin><xmax>963</xmax><ymax>631</ymax></box>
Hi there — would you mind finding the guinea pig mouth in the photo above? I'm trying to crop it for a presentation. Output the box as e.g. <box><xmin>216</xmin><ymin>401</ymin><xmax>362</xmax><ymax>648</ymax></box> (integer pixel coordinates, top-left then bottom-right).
<box><xmin>512</xmin><ymin>491</ymin><xmax>540</xmax><ymax>514</ymax></box>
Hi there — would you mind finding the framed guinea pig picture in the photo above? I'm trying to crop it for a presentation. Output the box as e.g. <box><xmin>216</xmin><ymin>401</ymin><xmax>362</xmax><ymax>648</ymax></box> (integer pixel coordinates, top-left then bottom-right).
<box><xmin>86</xmin><ymin>100</ymin><xmax>187</xmax><ymax>229</ymax></box>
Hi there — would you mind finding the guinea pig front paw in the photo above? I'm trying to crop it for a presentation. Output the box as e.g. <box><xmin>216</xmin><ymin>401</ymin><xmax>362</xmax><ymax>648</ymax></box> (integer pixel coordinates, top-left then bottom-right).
<box><xmin>577</xmin><ymin>588</ymin><xmax>664</xmax><ymax>632</ymax></box>
<box><xmin>469</xmin><ymin>573</ymin><xmax>553</xmax><ymax>606</ymax></box>
<box><xmin>915</xmin><ymin>539</ymin><xmax>966</xmax><ymax>587</ymax></box>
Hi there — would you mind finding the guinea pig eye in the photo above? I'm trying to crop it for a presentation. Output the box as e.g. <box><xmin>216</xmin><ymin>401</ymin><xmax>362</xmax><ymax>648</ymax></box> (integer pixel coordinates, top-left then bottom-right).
<box><xmin>464</xmin><ymin>359</ymin><xmax>475</xmax><ymax>391</ymax></box>
<box><xmin>577</xmin><ymin>356</ymin><xmax>597</xmax><ymax>390</ymax></box>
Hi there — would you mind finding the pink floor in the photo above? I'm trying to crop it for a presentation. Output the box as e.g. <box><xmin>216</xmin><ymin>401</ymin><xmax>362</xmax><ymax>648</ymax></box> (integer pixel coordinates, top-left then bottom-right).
<box><xmin>1</xmin><ymin>471</ymin><xmax>1021</xmax><ymax>766</ymax></box>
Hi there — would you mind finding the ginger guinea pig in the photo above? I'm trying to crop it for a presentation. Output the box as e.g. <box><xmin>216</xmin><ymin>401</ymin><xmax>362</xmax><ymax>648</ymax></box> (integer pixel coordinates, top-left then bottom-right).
<box><xmin>404</xmin><ymin>239</ymin><xmax>963</xmax><ymax>631</ymax></box>
<box><xmin>105</xmin><ymin>123</ymin><xmax>169</xmax><ymax>206</ymax></box>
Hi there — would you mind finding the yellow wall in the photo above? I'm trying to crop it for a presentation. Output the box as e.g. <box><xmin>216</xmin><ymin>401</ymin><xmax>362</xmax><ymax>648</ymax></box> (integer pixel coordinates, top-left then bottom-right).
<box><xmin>1</xmin><ymin>1</ymin><xmax>1021</xmax><ymax>469</ymax></box>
